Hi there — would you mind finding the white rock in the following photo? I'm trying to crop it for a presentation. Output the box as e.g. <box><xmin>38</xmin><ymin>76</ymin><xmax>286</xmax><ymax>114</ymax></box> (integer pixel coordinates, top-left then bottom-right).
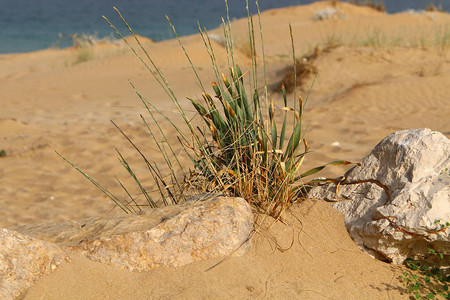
<box><xmin>308</xmin><ymin>128</ymin><xmax>450</xmax><ymax>264</ymax></box>
<box><xmin>331</xmin><ymin>141</ymin><xmax>340</xmax><ymax>147</ymax></box>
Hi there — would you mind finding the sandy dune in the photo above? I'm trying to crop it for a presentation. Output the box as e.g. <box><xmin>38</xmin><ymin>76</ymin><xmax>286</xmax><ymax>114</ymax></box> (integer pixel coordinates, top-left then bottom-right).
<box><xmin>1</xmin><ymin>1</ymin><xmax>449</xmax><ymax>298</ymax></box>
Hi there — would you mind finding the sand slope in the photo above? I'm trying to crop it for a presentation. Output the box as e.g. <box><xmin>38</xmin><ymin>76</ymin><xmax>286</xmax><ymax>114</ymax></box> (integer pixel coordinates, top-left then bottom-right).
<box><xmin>22</xmin><ymin>201</ymin><xmax>405</xmax><ymax>299</ymax></box>
<box><xmin>1</xmin><ymin>1</ymin><xmax>449</xmax><ymax>298</ymax></box>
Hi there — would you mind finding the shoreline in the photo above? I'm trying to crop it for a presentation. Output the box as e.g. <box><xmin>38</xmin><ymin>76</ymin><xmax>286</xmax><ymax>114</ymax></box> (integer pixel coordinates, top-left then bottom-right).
<box><xmin>1</xmin><ymin>1</ymin><xmax>449</xmax><ymax>56</ymax></box>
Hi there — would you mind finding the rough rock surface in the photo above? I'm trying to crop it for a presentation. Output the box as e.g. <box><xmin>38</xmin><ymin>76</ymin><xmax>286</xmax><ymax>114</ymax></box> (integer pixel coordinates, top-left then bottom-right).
<box><xmin>308</xmin><ymin>128</ymin><xmax>450</xmax><ymax>264</ymax></box>
<box><xmin>0</xmin><ymin>228</ymin><xmax>69</xmax><ymax>299</ymax></box>
<box><xmin>16</xmin><ymin>195</ymin><xmax>254</xmax><ymax>272</ymax></box>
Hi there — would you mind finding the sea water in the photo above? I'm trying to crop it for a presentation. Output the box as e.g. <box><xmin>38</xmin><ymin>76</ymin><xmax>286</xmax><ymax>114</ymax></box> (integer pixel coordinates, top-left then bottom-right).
<box><xmin>0</xmin><ymin>0</ymin><xmax>448</xmax><ymax>54</ymax></box>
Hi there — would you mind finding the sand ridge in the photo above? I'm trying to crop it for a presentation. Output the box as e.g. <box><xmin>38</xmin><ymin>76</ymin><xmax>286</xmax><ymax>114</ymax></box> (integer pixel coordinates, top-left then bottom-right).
<box><xmin>22</xmin><ymin>201</ymin><xmax>406</xmax><ymax>299</ymax></box>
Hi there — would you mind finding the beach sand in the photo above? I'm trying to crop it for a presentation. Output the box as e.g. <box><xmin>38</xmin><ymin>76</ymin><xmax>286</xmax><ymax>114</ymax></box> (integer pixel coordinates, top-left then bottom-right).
<box><xmin>1</xmin><ymin>1</ymin><xmax>449</xmax><ymax>298</ymax></box>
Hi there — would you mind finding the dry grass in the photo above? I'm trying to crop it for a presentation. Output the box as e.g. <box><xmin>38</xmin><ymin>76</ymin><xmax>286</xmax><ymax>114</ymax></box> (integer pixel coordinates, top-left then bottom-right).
<box><xmin>277</xmin><ymin>60</ymin><xmax>317</xmax><ymax>93</ymax></box>
<box><xmin>348</xmin><ymin>0</ymin><xmax>386</xmax><ymax>13</ymax></box>
<box><xmin>426</xmin><ymin>3</ymin><xmax>443</xmax><ymax>12</ymax></box>
<box><xmin>274</xmin><ymin>43</ymin><xmax>343</xmax><ymax>93</ymax></box>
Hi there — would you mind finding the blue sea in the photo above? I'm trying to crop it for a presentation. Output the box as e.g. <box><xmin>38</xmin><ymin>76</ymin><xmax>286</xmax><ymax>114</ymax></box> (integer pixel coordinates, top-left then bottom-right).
<box><xmin>0</xmin><ymin>0</ymin><xmax>448</xmax><ymax>54</ymax></box>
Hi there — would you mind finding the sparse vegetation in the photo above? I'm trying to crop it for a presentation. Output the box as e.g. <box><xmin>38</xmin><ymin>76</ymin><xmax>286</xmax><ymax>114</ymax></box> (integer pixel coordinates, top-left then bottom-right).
<box><xmin>359</xmin><ymin>28</ymin><xmax>387</xmax><ymax>47</ymax></box>
<box><xmin>59</xmin><ymin>1</ymin><xmax>350</xmax><ymax>218</ymax></box>
<box><xmin>315</xmin><ymin>23</ymin><xmax>450</xmax><ymax>54</ymax></box>
<box><xmin>434</xmin><ymin>25</ymin><xmax>450</xmax><ymax>56</ymax></box>
<box><xmin>0</xmin><ymin>149</ymin><xmax>6</xmax><ymax>157</ymax></box>
<box><xmin>402</xmin><ymin>248</ymin><xmax>449</xmax><ymax>299</ymax></box>
<box><xmin>72</xmin><ymin>34</ymin><xmax>95</xmax><ymax>64</ymax></box>
<box><xmin>282</xmin><ymin>58</ymin><xmax>317</xmax><ymax>92</ymax></box>
<box><xmin>402</xmin><ymin>220</ymin><xmax>449</xmax><ymax>299</ymax></box>
<box><xmin>426</xmin><ymin>2</ymin><xmax>443</xmax><ymax>12</ymax></box>
<box><xmin>348</xmin><ymin>0</ymin><xmax>386</xmax><ymax>12</ymax></box>
<box><xmin>275</xmin><ymin>47</ymin><xmax>321</xmax><ymax>93</ymax></box>
<box><xmin>74</xmin><ymin>45</ymin><xmax>93</xmax><ymax>64</ymax></box>
<box><xmin>329</xmin><ymin>1</ymin><xmax>450</xmax><ymax>53</ymax></box>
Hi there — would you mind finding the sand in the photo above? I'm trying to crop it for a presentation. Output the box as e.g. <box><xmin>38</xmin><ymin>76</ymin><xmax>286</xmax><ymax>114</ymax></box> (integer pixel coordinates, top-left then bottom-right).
<box><xmin>1</xmin><ymin>1</ymin><xmax>449</xmax><ymax>299</ymax></box>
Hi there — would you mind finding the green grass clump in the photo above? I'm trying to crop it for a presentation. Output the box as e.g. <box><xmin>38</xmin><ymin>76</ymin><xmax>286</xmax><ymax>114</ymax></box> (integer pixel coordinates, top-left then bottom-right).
<box><xmin>74</xmin><ymin>46</ymin><xmax>93</xmax><ymax>64</ymax></box>
<box><xmin>72</xmin><ymin>34</ymin><xmax>95</xmax><ymax>64</ymax></box>
<box><xmin>0</xmin><ymin>149</ymin><xmax>6</xmax><ymax>157</ymax></box>
<box><xmin>59</xmin><ymin>0</ymin><xmax>350</xmax><ymax>217</ymax></box>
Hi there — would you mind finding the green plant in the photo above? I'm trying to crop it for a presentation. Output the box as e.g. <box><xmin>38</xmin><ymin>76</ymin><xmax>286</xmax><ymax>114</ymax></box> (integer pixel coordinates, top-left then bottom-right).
<box><xmin>402</xmin><ymin>221</ymin><xmax>449</xmax><ymax>299</ymax></box>
<box><xmin>440</xmin><ymin>168</ymin><xmax>449</xmax><ymax>176</ymax></box>
<box><xmin>402</xmin><ymin>250</ymin><xmax>449</xmax><ymax>299</ymax></box>
<box><xmin>0</xmin><ymin>149</ymin><xmax>6</xmax><ymax>157</ymax></box>
<box><xmin>59</xmin><ymin>0</ymin><xmax>351</xmax><ymax>217</ymax></box>
<box><xmin>72</xmin><ymin>34</ymin><xmax>95</xmax><ymax>64</ymax></box>
<box><xmin>348</xmin><ymin>0</ymin><xmax>386</xmax><ymax>12</ymax></box>
<box><xmin>74</xmin><ymin>45</ymin><xmax>93</xmax><ymax>64</ymax></box>
<box><xmin>433</xmin><ymin>220</ymin><xmax>450</xmax><ymax>234</ymax></box>
<box><xmin>434</xmin><ymin>25</ymin><xmax>450</xmax><ymax>56</ymax></box>
<box><xmin>360</xmin><ymin>28</ymin><xmax>387</xmax><ymax>47</ymax></box>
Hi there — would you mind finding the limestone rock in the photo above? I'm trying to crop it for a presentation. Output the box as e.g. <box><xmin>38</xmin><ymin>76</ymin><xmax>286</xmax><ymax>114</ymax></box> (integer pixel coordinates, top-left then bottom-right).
<box><xmin>14</xmin><ymin>201</ymin><xmax>193</xmax><ymax>247</ymax></box>
<box><xmin>308</xmin><ymin>128</ymin><xmax>450</xmax><ymax>264</ymax></box>
<box><xmin>0</xmin><ymin>228</ymin><xmax>69</xmax><ymax>299</ymax></box>
<box><xmin>16</xmin><ymin>195</ymin><xmax>254</xmax><ymax>272</ymax></box>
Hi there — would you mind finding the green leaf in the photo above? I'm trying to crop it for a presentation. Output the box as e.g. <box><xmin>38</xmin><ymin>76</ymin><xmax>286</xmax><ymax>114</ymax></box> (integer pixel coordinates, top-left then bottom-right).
<box><xmin>279</xmin><ymin>113</ymin><xmax>287</xmax><ymax>149</ymax></box>
<box><xmin>268</xmin><ymin>98</ymin><xmax>275</xmax><ymax>122</ymax></box>
<box><xmin>222</xmin><ymin>73</ymin><xmax>233</xmax><ymax>97</ymax></box>
<box><xmin>284</xmin><ymin>122</ymin><xmax>302</xmax><ymax>159</ymax></box>
<box><xmin>431</xmin><ymin>267</ymin><xmax>440</xmax><ymax>275</ymax></box>
<box><xmin>235</xmin><ymin>65</ymin><xmax>244</xmax><ymax>84</ymax></box>
<box><xmin>281</xmin><ymin>83</ymin><xmax>287</xmax><ymax>107</ymax></box>
<box><xmin>212</xmin><ymin>82</ymin><xmax>221</xmax><ymax>98</ymax></box>
<box><xmin>261</xmin><ymin>129</ymin><xmax>268</xmax><ymax>163</ymax></box>
<box><xmin>296</xmin><ymin>160</ymin><xmax>354</xmax><ymax>179</ymax></box>
<box><xmin>253</xmin><ymin>91</ymin><xmax>260</xmax><ymax>114</ymax></box>
<box><xmin>271</xmin><ymin>120</ymin><xmax>277</xmax><ymax>150</ymax></box>
<box><xmin>189</xmin><ymin>98</ymin><xmax>208</xmax><ymax>117</ymax></box>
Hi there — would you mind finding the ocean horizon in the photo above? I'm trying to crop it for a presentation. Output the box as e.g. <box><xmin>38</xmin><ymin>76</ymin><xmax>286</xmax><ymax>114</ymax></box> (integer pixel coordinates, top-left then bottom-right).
<box><xmin>0</xmin><ymin>0</ymin><xmax>448</xmax><ymax>54</ymax></box>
